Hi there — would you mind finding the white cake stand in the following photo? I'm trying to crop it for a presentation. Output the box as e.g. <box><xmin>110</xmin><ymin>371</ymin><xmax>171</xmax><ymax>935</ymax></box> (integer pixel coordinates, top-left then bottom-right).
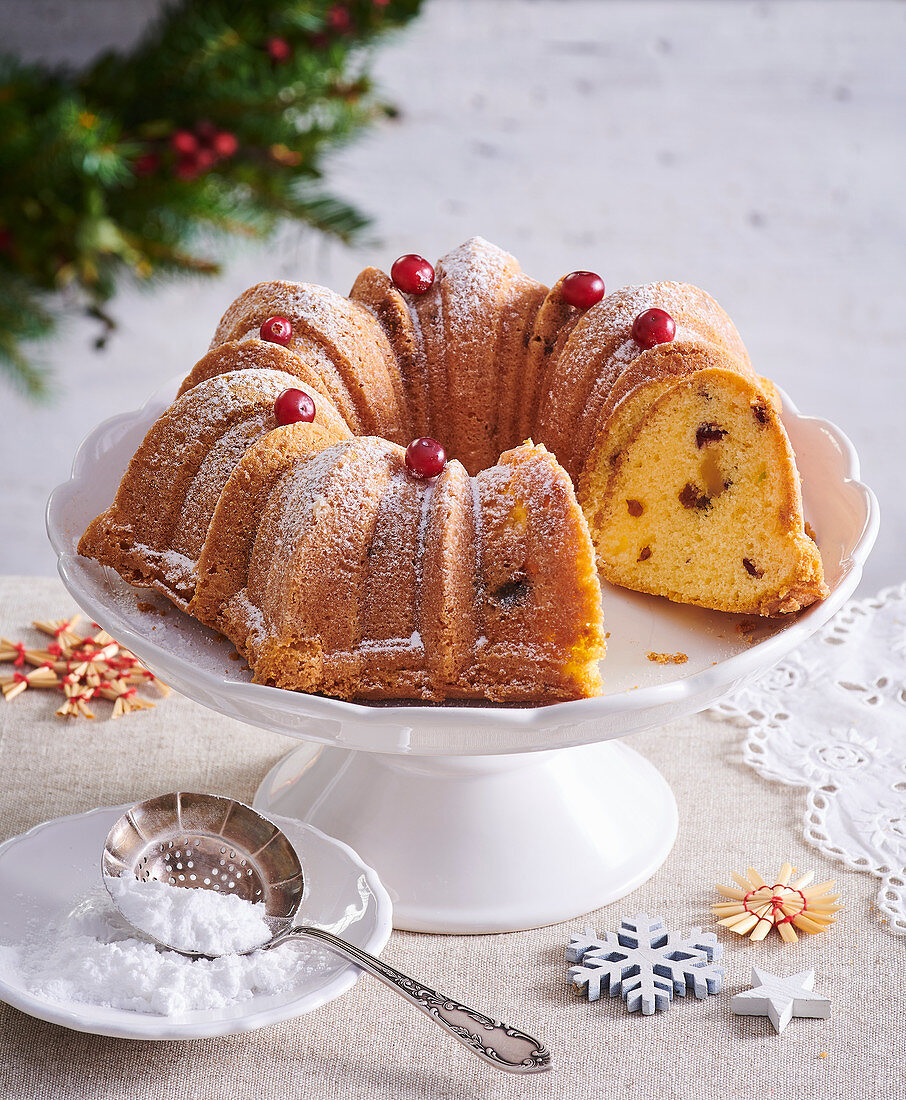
<box><xmin>47</xmin><ymin>378</ymin><xmax>878</xmax><ymax>933</ymax></box>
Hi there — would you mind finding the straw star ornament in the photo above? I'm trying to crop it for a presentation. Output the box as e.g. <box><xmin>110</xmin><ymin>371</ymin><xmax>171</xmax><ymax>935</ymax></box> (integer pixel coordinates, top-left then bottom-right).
<box><xmin>712</xmin><ymin>863</ymin><xmax>843</xmax><ymax>942</ymax></box>
<box><xmin>0</xmin><ymin>613</ymin><xmax>169</xmax><ymax>718</ymax></box>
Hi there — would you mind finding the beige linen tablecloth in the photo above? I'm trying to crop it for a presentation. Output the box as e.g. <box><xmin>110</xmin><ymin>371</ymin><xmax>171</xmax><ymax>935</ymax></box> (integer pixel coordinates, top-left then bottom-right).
<box><xmin>0</xmin><ymin>577</ymin><xmax>902</xmax><ymax>1100</ymax></box>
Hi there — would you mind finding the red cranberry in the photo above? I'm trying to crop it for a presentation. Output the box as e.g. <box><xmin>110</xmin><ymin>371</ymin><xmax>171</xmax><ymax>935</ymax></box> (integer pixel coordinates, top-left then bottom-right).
<box><xmin>260</xmin><ymin>316</ymin><xmax>293</xmax><ymax>346</ymax></box>
<box><xmin>174</xmin><ymin>157</ymin><xmax>200</xmax><ymax>181</ymax></box>
<box><xmin>193</xmin><ymin>148</ymin><xmax>216</xmax><ymax>172</ymax></box>
<box><xmin>212</xmin><ymin>131</ymin><xmax>238</xmax><ymax>158</ymax></box>
<box><xmin>405</xmin><ymin>437</ymin><xmax>446</xmax><ymax>479</ymax></box>
<box><xmin>274</xmin><ymin>388</ymin><xmax>316</xmax><ymax>426</ymax></box>
<box><xmin>328</xmin><ymin>4</ymin><xmax>353</xmax><ymax>31</ymax></box>
<box><xmin>171</xmin><ymin>130</ymin><xmax>198</xmax><ymax>156</ymax></box>
<box><xmin>561</xmin><ymin>270</ymin><xmax>605</xmax><ymax>310</ymax></box>
<box><xmin>632</xmin><ymin>308</ymin><xmax>676</xmax><ymax>349</ymax></box>
<box><xmin>267</xmin><ymin>37</ymin><xmax>292</xmax><ymax>62</ymax></box>
<box><xmin>391</xmin><ymin>254</ymin><xmax>435</xmax><ymax>294</ymax></box>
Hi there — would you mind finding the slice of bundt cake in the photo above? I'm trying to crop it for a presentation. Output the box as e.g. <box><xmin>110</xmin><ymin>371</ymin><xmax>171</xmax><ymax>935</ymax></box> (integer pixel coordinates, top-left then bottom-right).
<box><xmin>189</xmin><ymin>419</ymin><xmax>353</xmax><ymax>633</ymax></box>
<box><xmin>581</xmin><ymin>363</ymin><xmax>826</xmax><ymax>615</ymax></box>
<box><xmin>468</xmin><ymin>442</ymin><xmax>604</xmax><ymax>700</ymax></box>
<box><xmin>78</xmin><ymin>370</ymin><xmax>350</xmax><ymax>610</ymax></box>
<box><xmin>225</xmin><ymin>438</ymin><xmax>605</xmax><ymax>702</ymax></box>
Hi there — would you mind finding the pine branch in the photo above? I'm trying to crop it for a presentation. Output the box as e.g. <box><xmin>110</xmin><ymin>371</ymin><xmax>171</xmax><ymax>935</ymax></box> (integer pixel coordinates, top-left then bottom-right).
<box><xmin>271</xmin><ymin>188</ymin><xmax>370</xmax><ymax>242</ymax></box>
<box><xmin>0</xmin><ymin>0</ymin><xmax>425</xmax><ymax>396</ymax></box>
<box><xmin>0</xmin><ymin>276</ymin><xmax>53</xmax><ymax>398</ymax></box>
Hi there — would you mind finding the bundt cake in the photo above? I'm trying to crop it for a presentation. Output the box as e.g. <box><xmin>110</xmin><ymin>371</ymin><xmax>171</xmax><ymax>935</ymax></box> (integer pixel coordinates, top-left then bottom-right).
<box><xmin>79</xmin><ymin>236</ymin><xmax>827</xmax><ymax>703</ymax></box>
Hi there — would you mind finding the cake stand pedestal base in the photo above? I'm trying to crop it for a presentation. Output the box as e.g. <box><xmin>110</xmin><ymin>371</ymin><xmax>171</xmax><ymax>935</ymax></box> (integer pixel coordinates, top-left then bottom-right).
<box><xmin>254</xmin><ymin>739</ymin><xmax>678</xmax><ymax>934</ymax></box>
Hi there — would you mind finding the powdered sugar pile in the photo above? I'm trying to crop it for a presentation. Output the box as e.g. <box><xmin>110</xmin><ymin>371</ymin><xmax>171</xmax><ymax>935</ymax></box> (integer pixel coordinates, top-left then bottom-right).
<box><xmin>0</xmin><ymin>883</ymin><xmax>328</xmax><ymax>1016</ymax></box>
<box><xmin>107</xmin><ymin>874</ymin><xmax>272</xmax><ymax>956</ymax></box>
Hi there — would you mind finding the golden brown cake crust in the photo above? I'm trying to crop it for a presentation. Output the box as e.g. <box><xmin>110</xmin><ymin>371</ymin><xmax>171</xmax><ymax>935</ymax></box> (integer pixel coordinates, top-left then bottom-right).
<box><xmin>78</xmin><ymin>369</ymin><xmax>349</xmax><ymax>609</ymax></box>
<box><xmin>178</xmin><ymin>340</ymin><xmax>342</xmax><ymax>410</ymax></box>
<box><xmin>349</xmin><ymin>267</ymin><xmax>424</xmax><ymax>438</ymax></box>
<box><xmin>231</xmin><ymin>438</ymin><xmax>604</xmax><ymax>702</ymax></box>
<box><xmin>210</xmin><ymin>280</ymin><xmax>408</xmax><ymax>443</ymax></box>
<box><xmin>189</xmin><ymin>419</ymin><xmax>352</xmax><ymax>631</ymax></box>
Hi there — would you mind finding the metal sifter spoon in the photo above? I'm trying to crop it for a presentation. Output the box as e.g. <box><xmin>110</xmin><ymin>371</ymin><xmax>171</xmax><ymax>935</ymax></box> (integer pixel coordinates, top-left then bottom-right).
<box><xmin>102</xmin><ymin>792</ymin><xmax>551</xmax><ymax>1074</ymax></box>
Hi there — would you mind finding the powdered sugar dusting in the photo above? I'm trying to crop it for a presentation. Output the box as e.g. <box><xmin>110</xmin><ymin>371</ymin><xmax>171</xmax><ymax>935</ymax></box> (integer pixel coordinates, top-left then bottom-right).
<box><xmin>107</xmin><ymin>873</ymin><xmax>272</xmax><ymax>956</ymax></box>
<box><xmin>175</xmin><ymin>416</ymin><xmax>273</xmax><ymax>556</ymax></box>
<box><xmin>247</xmin><ymin>439</ymin><xmax>397</xmax><ymax>641</ymax></box>
<box><xmin>438</xmin><ymin>237</ymin><xmax>517</xmax><ymax>341</ymax></box>
<box><xmin>0</xmin><ymin>888</ymin><xmax>328</xmax><ymax>1016</ymax></box>
<box><xmin>213</xmin><ymin>281</ymin><xmax>368</xmax><ymax>353</ymax></box>
<box><xmin>358</xmin><ymin>633</ymin><xmax>424</xmax><ymax>656</ymax></box>
<box><xmin>553</xmin><ymin>281</ymin><xmax>745</xmax><ymax>394</ymax></box>
<box><xmin>163</xmin><ymin>370</ymin><xmax>298</xmax><ymax>454</ymax></box>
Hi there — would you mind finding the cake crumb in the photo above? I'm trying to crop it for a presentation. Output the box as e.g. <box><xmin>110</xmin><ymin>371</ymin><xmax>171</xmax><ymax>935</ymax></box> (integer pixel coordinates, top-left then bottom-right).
<box><xmin>136</xmin><ymin>600</ymin><xmax>166</xmax><ymax>616</ymax></box>
<box><xmin>819</xmin><ymin>1052</ymin><xmax>828</xmax><ymax>1059</ymax></box>
<box><xmin>229</xmin><ymin>651</ymin><xmax>242</xmax><ymax>661</ymax></box>
<box><xmin>646</xmin><ymin>651</ymin><xmax>688</xmax><ymax>665</ymax></box>
<box><xmin>736</xmin><ymin>619</ymin><xmax>759</xmax><ymax>636</ymax></box>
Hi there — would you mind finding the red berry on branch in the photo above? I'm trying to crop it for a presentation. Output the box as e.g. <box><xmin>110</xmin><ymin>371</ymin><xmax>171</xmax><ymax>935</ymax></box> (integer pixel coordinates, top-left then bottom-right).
<box><xmin>260</xmin><ymin>316</ymin><xmax>293</xmax><ymax>346</ymax></box>
<box><xmin>391</xmin><ymin>254</ymin><xmax>435</xmax><ymax>294</ymax></box>
<box><xmin>328</xmin><ymin>4</ymin><xmax>353</xmax><ymax>32</ymax></box>
<box><xmin>174</xmin><ymin>157</ymin><xmax>200</xmax><ymax>181</ymax></box>
<box><xmin>560</xmin><ymin>270</ymin><xmax>606</xmax><ymax>310</ymax></box>
<box><xmin>632</xmin><ymin>308</ymin><xmax>676</xmax><ymax>349</ymax></box>
<box><xmin>274</xmin><ymin>388</ymin><xmax>316</xmax><ymax>426</ymax></box>
<box><xmin>132</xmin><ymin>152</ymin><xmax>160</xmax><ymax>177</ymax></box>
<box><xmin>405</xmin><ymin>437</ymin><xmax>446</xmax><ymax>479</ymax></box>
<box><xmin>171</xmin><ymin>130</ymin><xmax>199</xmax><ymax>156</ymax></box>
<box><xmin>267</xmin><ymin>36</ymin><xmax>292</xmax><ymax>62</ymax></box>
<box><xmin>212</xmin><ymin>131</ymin><xmax>238</xmax><ymax>158</ymax></box>
<box><xmin>194</xmin><ymin>149</ymin><xmax>216</xmax><ymax>173</ymax></box>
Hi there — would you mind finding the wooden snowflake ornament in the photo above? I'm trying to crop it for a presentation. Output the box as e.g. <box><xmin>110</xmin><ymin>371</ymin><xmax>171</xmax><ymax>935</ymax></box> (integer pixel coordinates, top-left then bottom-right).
<box><xmin>713</xmin><ymin>863</ymin><xmax>843</xmax><ymax>942</ymax></box>
<box><xmin>567</xmin><ymin>914</ymin><xmax>724</xmax><ymax>1015</ymax></box>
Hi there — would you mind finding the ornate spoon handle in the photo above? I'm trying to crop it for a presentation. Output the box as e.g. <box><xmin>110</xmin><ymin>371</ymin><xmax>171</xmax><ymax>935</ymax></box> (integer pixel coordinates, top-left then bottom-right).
<box><xmin>289</xmin><ymin>926</ymin><xmax>552</xmax><ymax>1074</ymax></box>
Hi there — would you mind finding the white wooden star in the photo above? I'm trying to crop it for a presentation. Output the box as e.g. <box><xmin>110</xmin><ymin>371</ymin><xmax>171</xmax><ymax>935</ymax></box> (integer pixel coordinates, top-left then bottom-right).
<box><xmin>731</xmin><ymin>967</ymin><xmax>831</xmax><ymax>1034</ymax></box>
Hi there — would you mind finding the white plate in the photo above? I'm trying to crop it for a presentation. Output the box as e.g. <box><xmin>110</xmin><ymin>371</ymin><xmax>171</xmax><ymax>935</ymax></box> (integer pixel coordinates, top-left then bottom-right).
<box><xmin>46</xmin><ymin>376</ymin><xmax>879</xmax><ymax>755</ymax></box>
<box><xmin>0</xmin><ymin>806</ymin><xmax>392</xmax><ymax>1039</ymax></box>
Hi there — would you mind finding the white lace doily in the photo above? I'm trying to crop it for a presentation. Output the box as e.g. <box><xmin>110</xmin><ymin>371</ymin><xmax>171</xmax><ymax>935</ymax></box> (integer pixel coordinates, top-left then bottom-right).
<box><xmin>710</xmin><ymin>583</ymin><xmax>906</xmax><ymax>936</ymax></box>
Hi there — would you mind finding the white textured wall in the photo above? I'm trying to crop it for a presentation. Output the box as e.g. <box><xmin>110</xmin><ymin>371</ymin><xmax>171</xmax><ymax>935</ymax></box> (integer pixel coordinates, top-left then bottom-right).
<box><xmin>2</xmin><ymin>0</ymin><xmax>903</xmax><ymax>593</ymax></box>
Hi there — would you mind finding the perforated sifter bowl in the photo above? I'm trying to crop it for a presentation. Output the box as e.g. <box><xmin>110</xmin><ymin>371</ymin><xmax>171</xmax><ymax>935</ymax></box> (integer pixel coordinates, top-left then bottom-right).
<box><xmin>102</xmin><ymin>791</ymin><xmax>303</xmax><ymax>942</ymax></box>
